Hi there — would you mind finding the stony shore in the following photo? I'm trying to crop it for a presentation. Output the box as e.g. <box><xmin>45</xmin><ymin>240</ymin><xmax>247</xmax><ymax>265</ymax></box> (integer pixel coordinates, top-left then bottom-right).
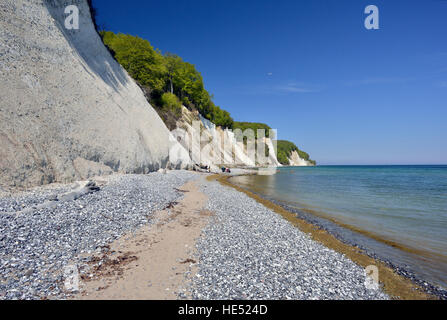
<box><xmin>188</xmin><ymin>176</ymin><xmax>388</xmax><ymax>300</ymax></box>
<box><xmin>0</xmin><ymin>171</ymin><xmax>388</xmax><ymax>300</ymax></box>
<box><xmin>0</xmin><ymin>171</ymin><xmax>197</xmax><ymax>299</ymax></box>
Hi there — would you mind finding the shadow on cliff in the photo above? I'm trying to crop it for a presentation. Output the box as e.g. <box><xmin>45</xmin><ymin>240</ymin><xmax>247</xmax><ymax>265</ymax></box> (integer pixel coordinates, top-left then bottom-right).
<box><xmin>44</xmin><ymin>0</ymin><xmax>129</xmax><ymax>92</ymax></box>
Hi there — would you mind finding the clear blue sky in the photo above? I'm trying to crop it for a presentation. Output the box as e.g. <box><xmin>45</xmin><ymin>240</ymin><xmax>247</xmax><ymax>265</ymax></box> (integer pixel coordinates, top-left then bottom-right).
<box><xmin>93</xmin><ymin>0</ymin><xmax>447</xmax><ymax>165</ymax></box>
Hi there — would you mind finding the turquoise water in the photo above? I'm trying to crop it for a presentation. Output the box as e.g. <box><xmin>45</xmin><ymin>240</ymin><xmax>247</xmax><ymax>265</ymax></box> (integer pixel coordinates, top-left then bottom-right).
<box><xmin>231</xmin><ymin>165</ymin><xmax>447</xmax><ymax>290</ymax></box>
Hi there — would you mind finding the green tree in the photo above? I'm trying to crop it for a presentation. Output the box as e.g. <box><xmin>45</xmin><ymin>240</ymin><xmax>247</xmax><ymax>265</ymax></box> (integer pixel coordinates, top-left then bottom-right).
<box><xmin>101</xmin><ymin>32</ymin><xmax>234</xmax><ymax>129</ymax></box>
<box><xmin>164</xmin><ymin>53</ymin><xmax>183</xmax><ymax>94</ymax></box>
<box><xmin>101</xmin><ymin>31</ymin><xmax>167</xmax><ymax>93</ymax></box>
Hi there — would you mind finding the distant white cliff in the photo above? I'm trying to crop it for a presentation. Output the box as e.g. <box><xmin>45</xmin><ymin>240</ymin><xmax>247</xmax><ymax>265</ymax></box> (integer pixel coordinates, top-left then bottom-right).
<box><xmin>176</xmin><ymin>107</ymin><xmax>281</xmax><ymax>172</ymax></box>
<box><xmin>288</xmin><ymin>150</ymin><xmax>314</xmax><ymax>166</ymax></box>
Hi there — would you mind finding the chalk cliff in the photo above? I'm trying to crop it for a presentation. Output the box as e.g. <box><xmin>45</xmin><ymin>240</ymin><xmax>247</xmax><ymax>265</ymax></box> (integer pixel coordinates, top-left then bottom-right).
<box><xmin>175</xmin><ymin>107</ymin><xmax>281</xmax><ymax>171</ymax></box>
<box><xmin>288</xmin><ymin>150</ymin><xmax>314</xmax><ymax>166</ymax></box>
<box><xmin>0</xmin><ymin>0</ymin><xmax>190</xmax><ymax>187</ymax></box>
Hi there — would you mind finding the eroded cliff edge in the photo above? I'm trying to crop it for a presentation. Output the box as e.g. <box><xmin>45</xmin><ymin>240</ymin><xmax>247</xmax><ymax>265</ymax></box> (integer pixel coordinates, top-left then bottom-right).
<box><xmin>0</xmin><ymin>0</ymin><xmax>190</xmax><ymax>187</ymax></box>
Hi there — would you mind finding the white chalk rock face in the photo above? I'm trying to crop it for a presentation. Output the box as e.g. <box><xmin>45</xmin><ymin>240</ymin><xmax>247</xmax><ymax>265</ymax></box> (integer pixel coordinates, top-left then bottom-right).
<box><xmin>288</xmin><ymin>150</ymin><xmax>312</xmax><ymax>166</ymax></box>
<box><xmin>176</xmin><ymin>107</ymin><xmax>281</xmax><ymax>169</ymax></box>
<box><xmin>263</xmin><ymin>137</ymin><xmax>281</xmax><ymax>167</ymax></box>
<box><xmin>0</xmin><ymin>0</ymin><xmax>190</xmax><ymax>187</ymax></box>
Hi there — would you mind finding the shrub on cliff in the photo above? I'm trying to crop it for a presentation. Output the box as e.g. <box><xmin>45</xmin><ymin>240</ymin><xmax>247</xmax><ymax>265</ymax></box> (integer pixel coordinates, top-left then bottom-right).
<box><xmin>161</xmin><ymin>93</ymin><xmax>182</xmax><ymax>115</ymax></box>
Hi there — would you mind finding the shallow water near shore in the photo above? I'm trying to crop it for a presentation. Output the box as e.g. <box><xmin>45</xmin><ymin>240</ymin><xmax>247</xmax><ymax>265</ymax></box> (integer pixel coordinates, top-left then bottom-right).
<box><xmin>230</xmin><ymin>165</ymin><xmax>447</xmax><ymax>290</ymax></box>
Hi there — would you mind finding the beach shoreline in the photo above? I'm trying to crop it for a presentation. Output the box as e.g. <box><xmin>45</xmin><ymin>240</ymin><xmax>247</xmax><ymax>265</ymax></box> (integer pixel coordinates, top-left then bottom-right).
<box><xmin>215</xmin><ymin>174</ymin><xmax>439</xmax><ymax>300</ymax></box>
<box><xmin>262</xmin><ymin>196</ymin><xmax>447</xmax><ymax>299</ymax></box>
<box><xmin>0</xmin><ymin>170</ymin><xmax>436</xmax><ymax>300</ymax></box>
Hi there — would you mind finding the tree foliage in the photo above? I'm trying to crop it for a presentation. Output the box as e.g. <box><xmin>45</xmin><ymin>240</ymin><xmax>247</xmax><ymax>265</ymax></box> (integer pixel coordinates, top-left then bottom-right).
<box><xmin>100</xmin><ymin>31</ymin><xmax>233</xmax><ymax>128</ymax></box>
<box><xmin>161</xmin><ymin>92</ymin><xmax>181</xmax><ymax>115</ymax></box>
<box><xmin>101</xmin><ymin>31</ymin><xmax>167</xmax><ymax>92</ymax></box>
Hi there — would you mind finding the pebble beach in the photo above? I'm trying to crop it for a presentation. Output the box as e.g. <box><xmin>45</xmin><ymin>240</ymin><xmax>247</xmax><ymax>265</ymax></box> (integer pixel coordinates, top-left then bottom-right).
<box><xmin>0</xmin><ymin>171</ymin><xmax>388</xmax><ymax>300</ymax></box>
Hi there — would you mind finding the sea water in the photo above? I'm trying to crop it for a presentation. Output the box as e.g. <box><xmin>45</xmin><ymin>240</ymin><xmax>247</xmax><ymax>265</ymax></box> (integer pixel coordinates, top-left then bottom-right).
<box><xmin>230</xmin><ymin>165</ymin><xmax>447</xmax><ymax>290</ymax></box>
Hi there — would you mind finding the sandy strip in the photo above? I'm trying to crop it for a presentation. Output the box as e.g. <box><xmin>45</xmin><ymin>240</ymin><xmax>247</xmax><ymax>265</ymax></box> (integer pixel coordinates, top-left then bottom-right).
<box><xmin>73</xmin><ymin>179</ymin><xmax>212</xmax><ymax>300</ymax></box>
